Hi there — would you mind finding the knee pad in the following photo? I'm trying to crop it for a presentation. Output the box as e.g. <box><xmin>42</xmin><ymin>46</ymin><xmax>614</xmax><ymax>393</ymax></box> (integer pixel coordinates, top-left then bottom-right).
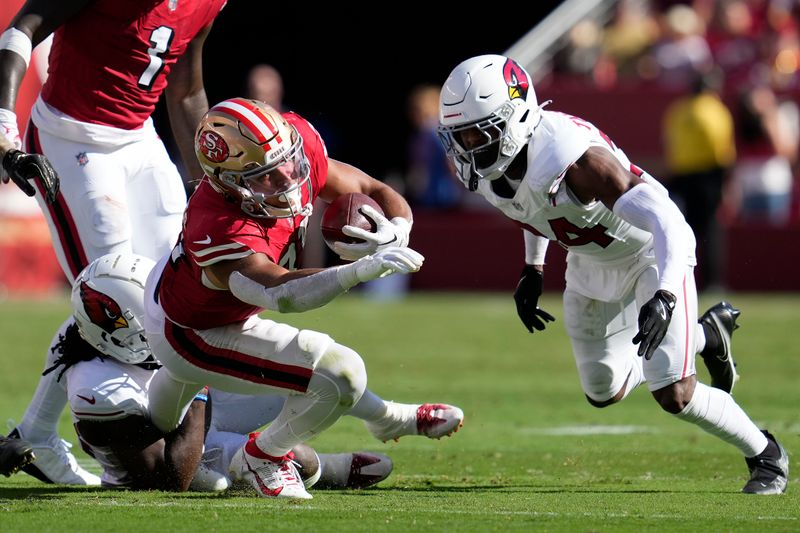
<box><xmin>577</xmin><ymin>360</ymin><xmax>620</xmax><ymax>403</ymax></box>
<box><xmin>312</xmin><ymin>343</ymin><xmax>367</xmax><ymax>409</ymax></box>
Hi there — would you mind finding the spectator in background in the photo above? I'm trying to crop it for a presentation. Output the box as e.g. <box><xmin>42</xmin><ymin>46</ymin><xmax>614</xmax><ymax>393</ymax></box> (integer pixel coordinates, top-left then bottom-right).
<box><xmin>246</xmin><ymin>64</ymin><xmax>285</xmax><ymax>111</ymax></box>
<box><xmin>729</xmin><ymin>83</ymin><xmax>799</xmax><ymax>225</ymax></box>
<box><xmin>646</xmin><ymin>3</ymin><xmax>713</xmax><ymax>90</ymax></box>
<box><xmin>705</xmin><ymin>0</ymin><xmax>762</xmax><ymax>88</ymax></box>
<box><xmin>662</xmin><ymin>69</ymin><xmax>736</xmax><ymax>290</ymax></box>
<box><xmin>602</xmin><ymin>0</ymin><xmax>660</xmax><ymax>79</ymax></box>
<box><xmin>406</xmin><ymin>84</ymin><xmax>461</xmax><ymax>209</ymax></box>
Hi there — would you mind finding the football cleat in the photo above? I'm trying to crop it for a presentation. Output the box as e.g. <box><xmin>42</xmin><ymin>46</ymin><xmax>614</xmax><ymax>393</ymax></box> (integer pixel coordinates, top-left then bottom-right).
<box><xmin>365</xmin><ymin>402</ymin><xmax>464</xmax><ymax>442</ymax></box>
<box><xmin>0</xmin><ymin>433</ymin><xmax>35</xmax><ymax>477</ymax></box>
<box><xmin>315</xmin><ymin>452</ymin><xmax>393</xmax><ymax>489</ymax></box>
<box><xmin>228</xmin><ymin>435</ymin><xmax>312</xmax><ymax>499</ymax></box>
<box><xmin>698</xmin><ymin>302</ymin><xmax>740</xmax><ymax>394</ymax></box>
<box><xmin>7</xmin><ymin>428</ymin><xmax>100</xmax><ymax>485</ymax></box>
<box><xmin>742</xmin><ymin>430</ymin><xmax>789</xmax><ymax>495</ymax></box>
<box><xmin>189</xmin><ymin>461</ymin><xmax>231</xmax><ymax>492</ymax></box>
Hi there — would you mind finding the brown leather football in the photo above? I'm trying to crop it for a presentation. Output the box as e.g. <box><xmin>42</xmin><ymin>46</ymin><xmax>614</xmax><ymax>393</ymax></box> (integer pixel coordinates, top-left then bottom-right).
<box><xmin>320</xmin><ymin>192</ymin><xmax>383</xmax><ymax>250</ymax></box>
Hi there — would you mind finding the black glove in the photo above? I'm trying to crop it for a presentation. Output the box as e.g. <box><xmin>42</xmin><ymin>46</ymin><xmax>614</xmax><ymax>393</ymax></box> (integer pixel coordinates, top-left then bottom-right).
<box><xmin>632</xmin><ymin>289</ymin><xmax>677</xmax><ymax>360</ymax></box>
<box><xmin>2</xmin><ymin>149</ymin><xmax>60</xmax><ymax>203</ymax></box>
<box><xmin>513</xmin><ymin>264</ymin><xmax>556</xmax><ymax>333</ymax></box>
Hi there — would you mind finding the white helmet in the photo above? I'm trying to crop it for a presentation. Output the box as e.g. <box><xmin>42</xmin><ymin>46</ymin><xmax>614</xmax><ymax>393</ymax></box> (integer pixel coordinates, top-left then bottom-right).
<box><xmin>71</xmin><ymin>253</ymin><xmax>156</xmax><ymax>365</ymax></box>
<box><xmin>437</xmin><ymin>55</ymin><xmax>539</xmax><ymax>191</ymax></box>
<box><xmin>195</xmin><ymin>97</ymin><xmax>313</xmax><ymax>219</ymax></box>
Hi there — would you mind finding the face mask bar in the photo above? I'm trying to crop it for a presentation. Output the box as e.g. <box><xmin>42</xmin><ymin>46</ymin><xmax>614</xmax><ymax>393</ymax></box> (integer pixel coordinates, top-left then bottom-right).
<box><xmin>217</xmin><ymin>133</ymin><xmax>313</xmax><ymax>218</ymax></box>
<box><xmin>437</xmin><ymin>102</ymin><xmax>517</xmax><ymax>190</ymax></box>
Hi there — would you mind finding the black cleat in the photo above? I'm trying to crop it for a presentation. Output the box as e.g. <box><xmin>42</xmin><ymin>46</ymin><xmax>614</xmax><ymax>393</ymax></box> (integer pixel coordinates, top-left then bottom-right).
<box><xmin>699</xmin><ymin>301</ymin><xmax>740</xmax><ymax>393</ymax></box>
<box><xmin>743</xmin><ymin>430</ymin><xmax>789</xmax><ymax>495</ymax></box>
<box><xmin>0</xmin><ymin>433</ymin><xmax>36</xmax><ymax>477</ymax></box>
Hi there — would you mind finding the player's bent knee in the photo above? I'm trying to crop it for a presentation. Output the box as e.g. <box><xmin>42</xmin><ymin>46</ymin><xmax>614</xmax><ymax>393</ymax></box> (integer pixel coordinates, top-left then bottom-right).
<box><xmin>584</xmin><ymin>393</ymin><xmax>621</xmax><ymax>408</ymax></box>
<box><xmin>651</xmin><ymin>377</ymin><xmax>695</xmax><ymax>414</ymax></box>
<box><xmin>313</xmin><ymin>343</ymin><xmax>367</xmax><ymax>409</ymax></box>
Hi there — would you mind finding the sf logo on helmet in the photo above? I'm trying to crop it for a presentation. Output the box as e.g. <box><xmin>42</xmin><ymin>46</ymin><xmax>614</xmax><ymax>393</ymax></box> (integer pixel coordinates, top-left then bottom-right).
<box><xmin>79</xmin><ymin>282</ymin><xmax>128</xmax><ymax>333</ymax></box>
<box><xmin>199</xmin><ymin>130</ymin><xmax>230</xmax><ymax>163</ymax></box>
<box><xmin>503</xmin><ymin>59</ymin><xmax>529</xmax><ymax>101</ymax></box>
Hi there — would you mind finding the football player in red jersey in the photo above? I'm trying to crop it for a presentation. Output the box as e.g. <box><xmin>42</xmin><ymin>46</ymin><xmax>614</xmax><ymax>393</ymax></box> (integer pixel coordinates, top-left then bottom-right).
<box><xmin>0</xmin><ymin>0</ymin><xmax>225</xmax><ymax>485</ymax></box>
<box><xmin>40</xmin><ymin>252</ymin><xmax>393</xmax><ymax>492</ymax></box>
<box><xmin>143</xmin><ymin>97</ymin><xmax>464</xmax><ymax>499</ymax></box>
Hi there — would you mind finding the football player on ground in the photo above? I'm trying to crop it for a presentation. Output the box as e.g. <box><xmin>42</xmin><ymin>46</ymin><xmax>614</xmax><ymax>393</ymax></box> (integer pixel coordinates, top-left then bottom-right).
<box><xmin>0</xmin><ymin>0</ymin><xmax>227</xmax><ymax>484</ymax></box>
<box><xmin>43</xmin><ymin>253</ymin><xmax>393</xmax><ymax>491</ymax></box>
<box><xmin>144</xmin><ymin>97</ymin><xmax>463</xmax><ymax>499</ymax></box>
<box><xmin>436</xmin><ymin>54</ymin><xmax>788</xmax><ymax>495</ymax></box>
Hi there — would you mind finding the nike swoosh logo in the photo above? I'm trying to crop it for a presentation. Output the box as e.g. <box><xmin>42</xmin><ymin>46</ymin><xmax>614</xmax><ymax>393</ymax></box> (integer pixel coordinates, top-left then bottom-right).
<box><xmin>378</xmin><ymin>236</ymin><xmax>398</xmax><ymax>246</ymax></box>
<box><xmin>193</xmin><ymin>235</ymin><xmax>212</xmax><ymax>245</ymax></box>
<box><xmin>77</xmin><ymin>394</ymin><xmax>96</xmax><ymax>405</ymax></box>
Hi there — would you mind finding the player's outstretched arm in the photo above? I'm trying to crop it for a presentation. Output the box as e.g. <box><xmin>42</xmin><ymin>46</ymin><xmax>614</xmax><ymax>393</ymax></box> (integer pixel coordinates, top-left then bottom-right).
<box><xmin>206</xmin><ymin>247</ymin><xmax>423</xmax><ymax>314</ymax></box>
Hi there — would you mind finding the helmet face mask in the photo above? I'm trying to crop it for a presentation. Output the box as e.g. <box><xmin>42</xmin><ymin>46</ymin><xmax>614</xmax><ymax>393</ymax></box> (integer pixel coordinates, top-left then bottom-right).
<box><xmin>71</xmin><ymin>253</ymin><xmax>157</xmax><ymax>366</ymax></box>
<box><xmin>438</xmin><ymin>55</ymin><xmax>538</xmax><ymax>191</ymax></box>
<box><xmin>196</xmin><ymin>98</ymin><xmax>313</xmax><ymax>218</ymax></box>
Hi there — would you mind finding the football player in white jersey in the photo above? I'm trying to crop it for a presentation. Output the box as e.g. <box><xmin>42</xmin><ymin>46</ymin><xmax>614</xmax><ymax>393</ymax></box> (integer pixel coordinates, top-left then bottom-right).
<box><xmin>47</xmin><ymin>253</ymin><xmax>394</xmax><ymax>491</ymax></box>
<box><xmin>436</xmin><ymin>54</ymin><xmax>788</xmax><ymax>495</ymax></box>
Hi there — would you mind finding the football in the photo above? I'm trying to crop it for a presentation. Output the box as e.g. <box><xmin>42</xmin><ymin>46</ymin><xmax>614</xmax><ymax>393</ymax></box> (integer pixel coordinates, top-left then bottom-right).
<box><xmin>320</xmin><ymin>192</ymin><xmax>383</xmax><ymax>251</ymax></box>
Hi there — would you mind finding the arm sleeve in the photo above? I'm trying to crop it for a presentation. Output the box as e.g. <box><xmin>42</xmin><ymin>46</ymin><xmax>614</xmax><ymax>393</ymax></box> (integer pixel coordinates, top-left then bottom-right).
<box><xmin>228</xmin><ymin>268</ymin><xmax>352</xmax><ymax>313</ymax></box>
<box><xmin>612</xmin><ymin>183</ymin><xmax>695</xmax><ymax>296</ymax></box>
<box><xmin>523</xmin><ymin>230</ymin><xmax>549</xmax><ymax>266</ymax></box>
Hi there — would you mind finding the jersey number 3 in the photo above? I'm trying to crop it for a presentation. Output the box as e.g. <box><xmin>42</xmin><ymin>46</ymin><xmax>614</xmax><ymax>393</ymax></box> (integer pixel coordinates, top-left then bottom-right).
<box><xmin>138</xmin><ymin>26</ymin><xmax>175</xmax><ymax>90</ymax></box>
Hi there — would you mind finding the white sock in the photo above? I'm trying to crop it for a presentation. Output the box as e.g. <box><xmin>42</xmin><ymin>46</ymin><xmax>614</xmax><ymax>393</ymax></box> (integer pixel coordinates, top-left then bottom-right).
<box><xmin>675</xmin><ymin>382</ymin><xmax>768</xmax><ymax>457</ymax></box>
<box><xmin>18</xmin><ymin>319</ymin><xmax>72</xmax><ymax>442</ymax></box>
<box><xmin>695</xmin><ymin>322</ymin><xmax>707</xmax><ymax>354</ymax></box>
<box><xmin>347</xmin><ymin>388</ymin><xmax>388</xmax><ymax>422</ymax></box>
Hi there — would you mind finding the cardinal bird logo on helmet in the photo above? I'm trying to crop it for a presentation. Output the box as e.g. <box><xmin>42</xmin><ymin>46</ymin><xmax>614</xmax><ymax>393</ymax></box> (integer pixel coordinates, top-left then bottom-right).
<box><xmin>79</xmin><ymin>282</ymin><xmax>128</xmax><ymax>333</ymax></box>
<box><xmin>502</xmin><ymin>58</ymin><xmax>529</xmax><ymax>101</ymax></box>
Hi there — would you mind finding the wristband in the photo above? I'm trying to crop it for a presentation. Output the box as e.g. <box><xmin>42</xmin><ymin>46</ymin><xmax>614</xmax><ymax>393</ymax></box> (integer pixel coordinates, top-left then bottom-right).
<box><xmin>0</xmin><ymin>28</ymin><xmax>32</xmax><ymax>68</ymax></box>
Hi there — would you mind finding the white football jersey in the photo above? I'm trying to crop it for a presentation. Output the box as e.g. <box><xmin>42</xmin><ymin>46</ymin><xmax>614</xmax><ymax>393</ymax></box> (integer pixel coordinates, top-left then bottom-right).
<box><xmin>477</xmin><ymin>110</ymin><xmax>660</xmax><ymax>264</ymax></box>
<box><xmin>66</xmin><ymin>357</ymin><xmax>154</xmax><ymax>487</ymax></box>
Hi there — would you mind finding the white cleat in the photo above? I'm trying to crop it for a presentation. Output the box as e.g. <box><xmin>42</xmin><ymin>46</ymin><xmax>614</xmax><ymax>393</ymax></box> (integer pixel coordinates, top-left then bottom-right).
<box><xmin>9</xmin><ymin>429</ymin><xmax>100</xmax><ymax>485</ymax></box>
<box><xmin>365</xmin><ymin>402</ymin><xmax>464</xmax><ymax>443</ymax></box>
<box><xmin>229</xmin><ymin>438</ymin><xmax>312</xmax><ymax>499</ymax></box>
<box><xmin>189</xmin><ymin>462</ymin><xmax>231</xmax><ymax>492</ymax></box>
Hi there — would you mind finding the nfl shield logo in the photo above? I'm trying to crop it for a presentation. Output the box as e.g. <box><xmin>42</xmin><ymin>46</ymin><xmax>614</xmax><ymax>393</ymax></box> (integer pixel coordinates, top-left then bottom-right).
<box><xmin>76</xmin><ymin>152</ymin><xmax>89</xmax><ymax>167</ymax></box>
<box><xmin>168</xmin><ymin>0</ymin><xmax>179</xmax><ymax>11</ymax></box>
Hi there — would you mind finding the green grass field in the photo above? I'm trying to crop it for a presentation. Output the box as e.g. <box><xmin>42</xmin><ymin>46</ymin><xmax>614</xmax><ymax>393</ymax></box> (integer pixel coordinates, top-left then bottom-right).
<box><xmin>0</xmin><ymin>292</ymin><xmax>798</xmax><ymax>532</ymax></box>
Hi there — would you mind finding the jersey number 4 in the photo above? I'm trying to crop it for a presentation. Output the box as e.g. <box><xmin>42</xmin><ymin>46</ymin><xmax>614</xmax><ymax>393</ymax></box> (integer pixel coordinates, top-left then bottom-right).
<box><xmin>138</xmin><ymin>26</ymin><xmax>175</xmax><ymax>90</ymax></box>
<box><xmin>519</xmin><ymin>218</ymin><xmax>613</xmax><ymax>249</ymax></box>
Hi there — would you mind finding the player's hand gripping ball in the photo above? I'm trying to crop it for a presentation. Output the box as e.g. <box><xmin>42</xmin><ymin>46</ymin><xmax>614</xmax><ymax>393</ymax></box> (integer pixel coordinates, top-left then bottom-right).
<box><xmin>321</xmin><ymin>192</ymin><xmax>384</xmax><ymax>252</ymax></box>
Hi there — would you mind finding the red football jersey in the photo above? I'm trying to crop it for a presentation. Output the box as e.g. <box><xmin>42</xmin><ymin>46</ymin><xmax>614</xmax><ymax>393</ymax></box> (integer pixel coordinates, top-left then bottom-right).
<box><xmin>41</xmin><ymin>0</ymin><xmax>226</xmax><ymax>129</ymax></box>
<box><xmin>158</xmin><ymin>113</ymin><xmax>329</xmax><ymax>329</ymax></box>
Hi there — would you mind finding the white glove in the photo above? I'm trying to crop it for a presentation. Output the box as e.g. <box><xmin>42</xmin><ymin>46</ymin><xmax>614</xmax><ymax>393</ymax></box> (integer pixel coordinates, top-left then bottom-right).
<box><xmin>332</xmin><ymin>205</ymin><xmax>412</xmax><ymax>261</ymax></box>
<box><xmin>0</xmin><ymin>108</ymin><xmax>21</xmax><ymax>183</ymax></box>
<box><xmin>337</xmin><ymin>246</ymin><xmax>424</xmax><ymax>289</ymax></box>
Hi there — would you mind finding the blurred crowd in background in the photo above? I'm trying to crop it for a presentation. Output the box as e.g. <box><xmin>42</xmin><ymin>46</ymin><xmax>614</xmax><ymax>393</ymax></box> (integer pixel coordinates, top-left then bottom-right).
<box><xmin>1</xmin><ymin>0</ymin><xmax>799</xmax><ymax>297</ymax></box>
